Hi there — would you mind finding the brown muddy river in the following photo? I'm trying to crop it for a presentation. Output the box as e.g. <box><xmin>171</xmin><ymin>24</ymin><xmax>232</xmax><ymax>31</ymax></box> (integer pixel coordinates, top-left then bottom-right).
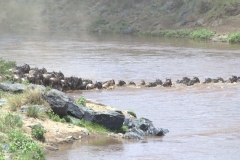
<box><xmin>0</xmin><ymin>32</ymin><xmax>240</xmax><ymax>160</ymax></box>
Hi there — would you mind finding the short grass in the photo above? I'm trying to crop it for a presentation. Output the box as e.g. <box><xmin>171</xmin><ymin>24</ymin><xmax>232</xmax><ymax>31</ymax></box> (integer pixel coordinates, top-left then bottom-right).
<box><xmin>26</xmin><ymin>106</ymin><xmax>47</xmax><ymax>120</ymax></box>
<box><xmin>76</xmin><ymin>119</ymin><xmax>110</xmax><ymax>134</ymax></box>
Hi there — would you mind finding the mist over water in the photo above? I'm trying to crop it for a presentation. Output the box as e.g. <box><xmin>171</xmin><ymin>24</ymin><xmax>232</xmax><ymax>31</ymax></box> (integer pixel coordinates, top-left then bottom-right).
<box><xmin>1</xmin><ymin>32</ymin><xmax>240</xmax><ymax>160</ymax></box>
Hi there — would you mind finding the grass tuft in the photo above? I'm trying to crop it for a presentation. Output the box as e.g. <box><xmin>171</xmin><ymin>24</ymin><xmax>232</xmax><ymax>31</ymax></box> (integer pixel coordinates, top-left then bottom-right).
<box><xmin>26</xmin><ymin>106</ymin><xmax>46</xmax><ymax>120</ymax></box>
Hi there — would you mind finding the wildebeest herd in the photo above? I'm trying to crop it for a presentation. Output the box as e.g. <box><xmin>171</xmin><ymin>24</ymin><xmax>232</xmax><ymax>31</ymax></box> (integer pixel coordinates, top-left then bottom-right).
<box><xmin>10</xmin><ymin>64</ymin><xmax>240</xmax><ymax>92</ymax></box>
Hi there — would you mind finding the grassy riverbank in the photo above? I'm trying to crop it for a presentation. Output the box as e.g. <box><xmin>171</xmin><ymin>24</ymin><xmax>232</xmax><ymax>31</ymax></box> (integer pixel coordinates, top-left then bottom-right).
<box><xmin>0</xmin><ymin>58</ymin><xmax>128</xmax><ymax>160</ymax></box>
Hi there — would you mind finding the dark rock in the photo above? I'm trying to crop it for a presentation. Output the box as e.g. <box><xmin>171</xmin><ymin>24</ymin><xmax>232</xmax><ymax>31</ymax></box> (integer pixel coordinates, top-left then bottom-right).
<box><xmin>139</xmin><ymin>123</ymin><xmax>149</xmax><ymax>131</ymax></box>
<box><xmin>84</xmin><ymin>110</ymin><xmax>125</xmax><ymax>130</ymax></box>
<box><xmin>43</xmin><ymin>89</ymin><xmax>70</xmax><ymax>117</ymax></box>
<box><xmin>28</xmin><ymin>122</ymin><xmax>43</xmax><ymax>129</ymax></box>
<box><xmin>67</xmin><ymin>102</ymin><xmax>89</xmax><ymax>120</ymax></box>
<box><xmin>148</xmin><ymin>127</ymin><xmax>169</xmax><ymax>136</ymax></box>
<box><xmin>123</xmin><ymin>118</ymin><xmax>134</xmax><ymax>128</ymax></box>
<box><xmin>129</xmin><ymin>127</ymin><xmax>146</xmax><ymax>136</ymax></box>
<box><xmin>0</xmin><ymin>82</ymin><xmax>26</xmax><ymax>93</ymax></box>
<box><xmin>124</xmin><ymin>132</ymin><xmax>144</xmax><ymax>140</ymax></box>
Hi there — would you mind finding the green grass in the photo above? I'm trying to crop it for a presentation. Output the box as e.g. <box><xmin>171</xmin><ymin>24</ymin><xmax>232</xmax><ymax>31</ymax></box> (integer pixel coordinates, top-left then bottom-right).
<box><xmin>114</xmin><ymin>125</ymin><xmax>128</xmax><ymax>134</ymax></box>
<box><xmin>228</xmin><ymin>32</ymin><xmax>240</xmax><ymax>43</ymax></box>
<box><xmin>189</xmin><ymin>29</ymin><xmax>215</xmax><ymax>39</ymax></box>
<box><xmin>76</xmin><ymin>119</ymin><xmax>110</xmax><ymax>134</ymax></box>
<box><xmin>6</xmin><ymin>94</ymin><xmax>23</xmax><ymax>111</ymax></box>
<box><xmin>142</xmin><ymin>29</ymin><xmax>215</xmax><ymax>40</ymax></box>
<box><xmin>0</xmin><ymin>58</ymin><xmax>16</xmax><ymax>79</ymax></box>
<box><xmin>8</xmin><ymin>130</ymin><xmax>45</xmax><ymax>160</ymax></box>
<box><xmin>0</xmin><ymin>113</ymin><xmax>45</xmax><ymax>160</ymax></box>
<box><xmin>76</xmin><ymin>97</ymin><xmax>86</xmax><ymax>106</ymax></box>
<box><xmin>26</xmin><ymin>106</ymin><xmax>46</xmax><ymax>120</ymax></box>
<box><xmin>47</xmin><ymin>111</ymin><xmax>66</xmax><ymax>123</ymax></box>
<box><xmin>0</xmin><ymin>113</ymin><xmax>23</xmax><ymax>133</ymax></box>
<box><xmin>128</xmin><ymin>110</ymin><xmax>136</xmax><ymax>117</ymax></box>
<box><xmin>6</xmin><ymin>88</ymin><xmax>48</xmax><ymax>112</ymax></box>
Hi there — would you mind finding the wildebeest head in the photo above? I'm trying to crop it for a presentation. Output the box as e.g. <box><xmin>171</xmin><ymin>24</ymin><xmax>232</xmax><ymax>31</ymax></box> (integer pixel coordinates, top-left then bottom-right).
<box><xmin>118</xmin><ymin>80</ymin><xmax>126</xmax><ymax>86</ymax></box>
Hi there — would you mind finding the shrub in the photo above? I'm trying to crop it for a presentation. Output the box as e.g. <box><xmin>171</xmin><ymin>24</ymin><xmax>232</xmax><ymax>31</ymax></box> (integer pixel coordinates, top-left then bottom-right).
<box><xmin>189</xmin><ymin>29</ymin><xmax>215</xmax><ymax>39</ymax></box>
<box><xmin>8</xmin><ymin>130</ymin><xmax>45</xmax><ymax>160</ymax></box>
<box><xmin>228</xmin><ymin>32</ymin><xmax>240</xmax><ymax>43</ymax></box>
<box><xmin>76</xmin><ymin>97</ymin><xmax>86</xmax><ymax>106</ymax></box>
<box><xmin>31</xmin><ymin>125</ymin><xmax>46</xmax><ymax>142</ymax></box>
<box><xmin>0</xmin><ymin>113</ymin><xmax>23</xmax><ymax>133</ymax></box>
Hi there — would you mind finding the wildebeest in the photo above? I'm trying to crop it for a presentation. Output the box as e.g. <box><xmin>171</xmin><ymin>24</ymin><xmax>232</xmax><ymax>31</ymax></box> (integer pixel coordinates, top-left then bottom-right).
<box><xmin>163</xmin><ymin>78</ymin><xmax>172</xmax><ymax>87</ymax></box>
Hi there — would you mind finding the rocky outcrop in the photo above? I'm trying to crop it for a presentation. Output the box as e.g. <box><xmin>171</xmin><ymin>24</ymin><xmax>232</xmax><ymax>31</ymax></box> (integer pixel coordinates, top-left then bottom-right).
<box><xmin>123</xmin><ymin>117</ymin><xmax>169</xmax><ymax>140</ymax></box>
<box><xmin>84</xmin><ymin>110</ymin><xmax>125</xmax><ymax>130</ymax></box>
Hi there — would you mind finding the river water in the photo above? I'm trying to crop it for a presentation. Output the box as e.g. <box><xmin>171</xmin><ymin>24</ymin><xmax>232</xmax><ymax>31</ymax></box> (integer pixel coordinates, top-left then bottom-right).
<box><xmin>0</xmin><ymin>32</ymin><xmax>240</xmax><ymax>160</ymax></box>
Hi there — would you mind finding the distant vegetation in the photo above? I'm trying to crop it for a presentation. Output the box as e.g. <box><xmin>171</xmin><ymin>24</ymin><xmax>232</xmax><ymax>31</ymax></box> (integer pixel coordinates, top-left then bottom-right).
<box><xmin>228</xmin><ymin>32</ymin><xmax>240</xmax><ymax>43</ymax></box>
<box><xmin>142</xmin><ymin>29</ymin><xmax>215</xmax><ymax>40</ymax></box>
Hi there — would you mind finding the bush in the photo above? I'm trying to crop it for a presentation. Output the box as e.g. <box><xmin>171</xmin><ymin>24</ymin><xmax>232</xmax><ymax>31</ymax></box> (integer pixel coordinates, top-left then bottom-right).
<box><xmin>228</xmin><ymin>32</ymin><xmax>240</xmax><ymax>43</ymax></box>
<box><xmin>31</xmin><ymin>125</ymin><xmax>46</xmax><ymax>142</ymax></box>
<box><xmin>8</xmin><ymin>130</ymin><xmax>45</xmax><ymax>160</ymax></box>
<box><xmin>0</xmin><ymin>113</ymin><xmax>23</xmax><ymax>133</ymax></box>
<box><xmin>189</xmin><ymin>29</ymin><xmax>215</xmax><ymax>39</ymax></box>
<box><xmin>76</xmin><ymin>97</ymin><xmax>86</xmax><ymax>106</ymax></box>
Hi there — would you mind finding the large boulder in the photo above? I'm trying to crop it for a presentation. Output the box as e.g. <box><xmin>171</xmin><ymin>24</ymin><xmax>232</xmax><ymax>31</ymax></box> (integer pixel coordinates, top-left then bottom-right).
<box><xmin>43</xmin><ymin>89</ymin><xmax>70</xmax><ymax>117</ymax></box>
<box><xmin>84</xmin><ymin>110</ymin><xmax>125</xmax><ymax>130</ymax></box>
<box><xmin>0</xmin><ymin>82</ymin><xmax>27</xmax><ymax>93</ymax></box>
<box><xmin>67</xmin><ymin>102</ymin><xmax>89</xmax><ymax>120</ymax></box>
<box><xmin>123</xmin><ymin>117</ymin><xmax>169</xmax><ymax>139</ymax></box>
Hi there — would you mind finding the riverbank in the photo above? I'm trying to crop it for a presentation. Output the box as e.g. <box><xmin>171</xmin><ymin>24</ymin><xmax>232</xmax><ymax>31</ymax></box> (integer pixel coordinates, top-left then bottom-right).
<box><xmin>0</xmin><ymin>58</ymin><xmax>169</xmax><ymax>159</ymax></box>
<box><xmin>1</xmin><ymin>0</ymin><xmax>240</xmax><ymax>43</ymax></box>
